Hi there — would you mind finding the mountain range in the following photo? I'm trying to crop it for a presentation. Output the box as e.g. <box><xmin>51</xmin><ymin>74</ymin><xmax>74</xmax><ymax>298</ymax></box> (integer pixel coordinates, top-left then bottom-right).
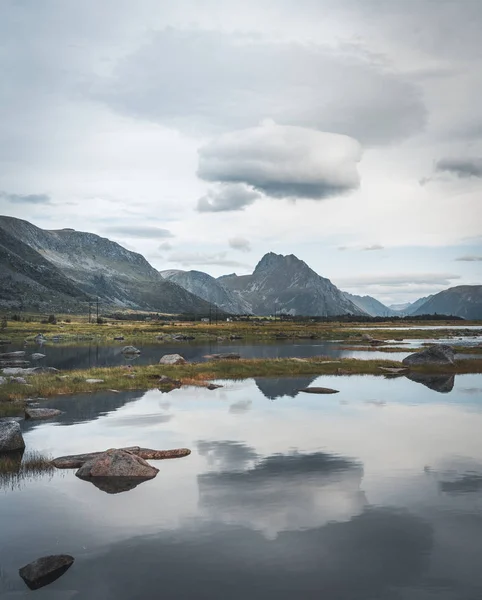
<box><xmin>0</xmin><ymin>215</ymin><xmax>480</xmax><ymax>318</ymax></box>
<box><xmin>0</xmin><ymin>216</ymin><xmax>215</xmax><ymax>314</ymax></box>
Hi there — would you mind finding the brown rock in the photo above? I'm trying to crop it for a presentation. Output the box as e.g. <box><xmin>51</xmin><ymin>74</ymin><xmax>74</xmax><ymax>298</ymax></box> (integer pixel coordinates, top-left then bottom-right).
<box><xmin>52</xmin><ymin>446</ymin><xmax>191</xmax><ymax>468</ymax></box>
<box><xmin>299</xmin><ymin>387</ymin><xmax>339</xmax><ymax>394</ymax></box>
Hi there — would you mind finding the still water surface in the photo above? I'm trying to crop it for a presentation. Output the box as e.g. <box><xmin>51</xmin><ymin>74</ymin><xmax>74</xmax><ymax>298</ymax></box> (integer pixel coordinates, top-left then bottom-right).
<box><xmin>1</xmin><ymin>374</ymin><xmax>482</xmax><ymax>598</ymax></box>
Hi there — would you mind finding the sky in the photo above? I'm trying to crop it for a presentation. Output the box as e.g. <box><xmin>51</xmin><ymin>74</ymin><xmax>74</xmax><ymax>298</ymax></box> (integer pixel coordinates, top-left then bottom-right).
<box><xmin>0</xmin><ymin>0</ymin><xmax>481</xmax><ymax>305</ymax></box>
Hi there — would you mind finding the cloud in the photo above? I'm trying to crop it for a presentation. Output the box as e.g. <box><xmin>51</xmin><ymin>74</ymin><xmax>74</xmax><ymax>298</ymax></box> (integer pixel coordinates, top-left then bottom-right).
<box><xmin>0</xmin><ymin>191</ymin><xmax>51</xmax><ymax>204</ymax></box>
<box><xmin>168</xmin><ymin>251</ymin><xmax>250</xmax><ymax>268</ymax></box>
<box><xmin>435</xmin><ymin>157</ymin><xmax>482</xmax><ymax>178</ymax></box>
<box><xmin>456</xmin><ymin>255</ymin><xmax>482</xmax><ymax>262</ymax></box>
<box><xmin>96</xmin><ymin>29</ymin><xmax>426</xmax><ymax>145</ymax></box>
<box><xmin>103</xmin><ymin>225</ymin><xmax>174</xmax><ymax>239</ymax></box>
<box><xmin>198</xmin><ymin>121</ymin><xmax>362</xmax><ymax>201</ymax></box>
<box><xmin>337</xmin><ymin>273</ymin><xmax>461</xmax><ymax>288</ymax></box>
<box><xmin>159</xmin><ymin>241</ymin><xmax>173</xmax><ymax>251</ymax></box>
<box><xmin>228</xmin><ymin>237</ymin><xmax>251</xmax><ymax>253</ymax></box>
<box><xmin>362</xmin><ymin>244</ymin><xmax>384</xmax><ymax>251</ymax></box>
<box><xmin>197</xmin><ymin>184</ymin><xmax>260</xmax><ymax>213</ymax></box>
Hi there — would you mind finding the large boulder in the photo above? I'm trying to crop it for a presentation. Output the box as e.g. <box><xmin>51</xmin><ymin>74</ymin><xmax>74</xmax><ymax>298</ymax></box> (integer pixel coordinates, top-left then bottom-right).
<box><xmin>159</xmin><ymin>353</ymin><xmax>186</xmax><ymax>365</ymax></box>
<box><xmin>76</xmin><ymin>448</ymin><xmax>159</xmax><ymax>480</ymax></box>
<box><xmin>25</xmin><ymin>407</ymin><xmax>62</xmax><ymax>420</ymax></box>
<box><xmin>0</xmin><ymin>420</ymin><xmax>25</xmax><ymax>453</ymax></box>
<box><xmin>402</xmin><ymin>344</ymin><xmax>455</xmax><ymax>366</ymax></box>
<box><xmin>19</xmin><ymin>555</ymin><xmax>74</xmax><ymax>590</ymax></box>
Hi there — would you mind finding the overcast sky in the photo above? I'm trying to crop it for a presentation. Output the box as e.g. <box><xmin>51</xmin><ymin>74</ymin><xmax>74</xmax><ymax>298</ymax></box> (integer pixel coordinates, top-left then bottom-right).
<box><xmin>1</xmin><ymin>0</ymin><xmax>481</xmax><ymax>304</ymax></box>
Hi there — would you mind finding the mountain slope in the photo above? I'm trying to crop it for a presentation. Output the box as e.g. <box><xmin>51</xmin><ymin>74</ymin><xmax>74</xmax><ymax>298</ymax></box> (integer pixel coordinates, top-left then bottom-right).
<box><xmin>390</xmin><ymin>295</ymin><xmax>433</xmax><ymax>316</ymax></box>
<box><xmin>411</xmin><ymin>286</ymin><xmax>482</xmax><ymax>319</ymax></box>
<box><xmin>219</xmin><ymin>253</ymin><xmax>366</xmax><ymax>316</ymax></box>
<box><xmin>0</xmin><ymin>225</ymin><xmax>89</xmax><ymax>311</ymax></box>
<box><xmin>0</xmin><ymin>216</ymin><xmax>215</xmax><ymax>314</ymax></box>
<box><xmin>160</xmin><ymin>269</ymin><xmax>252</xmax><ymax>314</ymax></box>
<box><xmin>343</xmin><ymin>293</ymin><xmax>396</xmax><ymax>317</ymax></box>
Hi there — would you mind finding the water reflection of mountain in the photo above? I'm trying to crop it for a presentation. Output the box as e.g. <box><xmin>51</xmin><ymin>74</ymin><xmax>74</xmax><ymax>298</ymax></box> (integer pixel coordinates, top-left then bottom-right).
<box><xmin>254</xmin><ymin>376</ymin><xmax>318</xmax><ymax>399</ymax></box>
<box><xmin>406</xmin><ymin>373</ymin><xmax>455</xmax><ymax>393</ymax></box>
<box><xmin>64</xmin><ymin>508</ymin><xmax>433</xmax><ymax>600</ymax></box>
<box><xmin>197</xmin><ymin>444</ymin><xmax>367</xmax><ymax>537</ymax></box>
<box><xmin>21</xmin><ymin>390</ymin><xmax>144</xmax><ymax>431</ymax></box>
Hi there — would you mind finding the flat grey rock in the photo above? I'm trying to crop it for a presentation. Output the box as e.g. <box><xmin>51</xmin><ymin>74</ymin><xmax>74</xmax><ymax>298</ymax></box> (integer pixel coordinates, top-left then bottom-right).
<box><xmin>299</xmin><ymin>387</ymin><xmax>339</xmax><ymax>394</ymax></box>
<box><xmin>25</xmin><ymin>408</ymin><xmax>62</xmax><ymax>420</ymax></box>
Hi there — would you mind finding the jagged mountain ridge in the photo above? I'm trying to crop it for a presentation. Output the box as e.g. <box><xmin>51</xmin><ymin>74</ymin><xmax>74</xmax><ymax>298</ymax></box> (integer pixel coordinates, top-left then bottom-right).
<box><xmin>343</xmin><ymin>293</ymin><xmax>397</xmax><ymax>317</ymax></box>
<box><xmin>160</xmin><ymin>269</ymin><xmax>252</xmax><ymax>314</ymax></box>
<box><xmin>0</xmin><ymin>216</ymin><xmax>216</xmax><ymax>314</ymax></box>
<box><xmin>218</xmin><ymin>252</ymin><xmax>365</xmax><ymax>316</ymax></box>
<box><xmin>411</xmin><ymin>285</ymin><xmax>482</xmax><ymax>319</ymax></box>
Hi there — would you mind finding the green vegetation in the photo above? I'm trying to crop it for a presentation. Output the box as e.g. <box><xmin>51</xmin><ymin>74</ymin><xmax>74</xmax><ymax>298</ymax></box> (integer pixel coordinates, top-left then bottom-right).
<box><xmin>1</xmin><ymin>357</ymin><xmax>482</xmax><ymax>404</ymax></box>
<box><xmin>0</xmin><ymin>315</ymin><xmax>480</xmax><ymax>344</ymax></box>
<box><xmin>0</xmin><ymin>450</ymin><xmax>55</xmax><ymax>490</ymax></box>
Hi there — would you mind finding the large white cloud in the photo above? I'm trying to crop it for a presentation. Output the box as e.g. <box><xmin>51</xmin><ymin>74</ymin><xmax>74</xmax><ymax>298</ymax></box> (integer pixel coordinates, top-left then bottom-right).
<box><xmin>95</xmin><ymin>29</ymin><xmax>426</xmax><ymax>146</ymax></box>
<box><xmin>197</xmin><ymin>121</ymin><xmax>362</xmax><ymax>203</ymax></box>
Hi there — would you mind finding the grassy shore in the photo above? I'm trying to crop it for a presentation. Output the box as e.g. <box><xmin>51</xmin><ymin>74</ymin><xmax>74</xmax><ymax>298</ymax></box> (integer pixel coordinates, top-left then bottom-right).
<box><xmin>1</xmin><ymin>357</ymin><xmax>482</xmax><ymax>413</ymax></box>
<box><xmin>1</xmin><ymin>317</ymin><xmax>480</xmax><ymax>345</ymax></box>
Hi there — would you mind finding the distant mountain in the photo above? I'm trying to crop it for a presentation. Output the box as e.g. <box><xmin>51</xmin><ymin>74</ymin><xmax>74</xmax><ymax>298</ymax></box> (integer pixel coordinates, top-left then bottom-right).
<box><xmin>219</xmin><ymin>253</ymin><xmax>365</xmax><ymax>316</ymax></box>
<box><xmin>343</xmin><ymin>293</ymin><xmax>397</xmax><ymax>317</ymax></box>
<box><xmin>160</xmin><ymin>269</ymin><xmax>251</xmax><ymax>314</ymax></box>
<box><xmin>390</xmin><ymin>295</ymin><xmax>433</xmax><ymax>316</ymax></box>
<box><xmin>411</xmin><ymin>286</ymin><xmax>482</xmax><ymax>319</ymax></box>
<box><xmin>0</xmin><ymin>216</ymin><xmax>215</xmax><ymax>314</ymax></box>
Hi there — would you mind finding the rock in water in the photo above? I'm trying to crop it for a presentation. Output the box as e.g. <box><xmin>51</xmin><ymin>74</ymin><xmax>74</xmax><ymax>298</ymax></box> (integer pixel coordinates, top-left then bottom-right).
<box><xmin>31</xmin><ymin>353</ymin><xmax>46</xmax><ymax>360</ymax></box>
<box><xmin>204</xmin><ymin>353</ymin><xmax>241</xmax><ymax>360</ymax></box>
<box><xmin>299</xmin><ymin>387</ymin><xmax>339</xmax><ymax>394</ymax></box>
<box><xmin>75</xmin><ymin>448</ymin><xmax>159</xmax><ymax>493</ymax></box>
<box><xmin>402</xmin><ymin>344</ymin><xmax>455</xmax><ymax>366</ymax></box>
<box><xmin>19</xmin><ymin>555</ymin><xmax>74</xmax><ymax>590</ymax></box>
<box><xmin>159</xmin><ymin>353</ymin><xmax>186</xmax><ymax>365</ymax></box>
<box><xmin>25</xmin><ymin>408</ymin><xmax>62</xmax><ymax>420</ymax></box>
<box><xmin>121</xmin><ymin>346</ymin><xmax>141</xmax><ymax>354</ymax></box>
<box><xmin>52</xmin><ymin>447</ymin><xmax>191</xmax><ymax>468</ymax></box>
<box><xmin>0</xmin><ymin>351</ymin><xmax>26</xmax><ymax>358</ymax></box>
<box><xmin>0</xmin><ymin>420</ymin><xmax>25</xmax><ymax>452</ymax></box>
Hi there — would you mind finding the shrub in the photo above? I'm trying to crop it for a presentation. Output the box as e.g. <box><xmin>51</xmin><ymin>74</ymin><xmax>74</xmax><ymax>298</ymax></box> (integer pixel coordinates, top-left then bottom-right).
<box><xmin>47</xmin><ymin>314</ymin><xmax>57</xmax><ymax>324</ymax></box>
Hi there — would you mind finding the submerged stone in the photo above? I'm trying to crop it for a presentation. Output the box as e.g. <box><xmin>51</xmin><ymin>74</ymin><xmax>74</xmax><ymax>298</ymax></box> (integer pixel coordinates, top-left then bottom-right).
<box><xmin>25</xmin><ymin>408</ymin><xmax>62</xmax><ymax>420</ymax></box>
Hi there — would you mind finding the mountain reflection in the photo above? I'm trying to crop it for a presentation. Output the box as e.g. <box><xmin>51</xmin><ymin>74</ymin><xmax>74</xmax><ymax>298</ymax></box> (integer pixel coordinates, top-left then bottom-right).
<box><xmin>197</xmin><ymin>446</ymin><xmax>366</xmax><ymax>537</ymax></box>
<box><xmin>254</xmin><ymin>376</ymin><xmax>318</xmax><ymax>399</ymax></box>
<box><xmin>63</xmin><ymin>508</ymin><xmax>432</xmax><ymax>600</ymax></box>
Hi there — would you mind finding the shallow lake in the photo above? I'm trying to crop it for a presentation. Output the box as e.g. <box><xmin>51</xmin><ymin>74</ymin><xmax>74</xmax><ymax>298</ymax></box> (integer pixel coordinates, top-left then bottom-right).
<box><xmin>1</xmin><ymin>373</ymin><xmax>482</xmax><ymax>598</ymax></box>
<box><xmin>12</xmin><ymin>340</ymin><xmax>412</xmax><ymax>370</ymax></box>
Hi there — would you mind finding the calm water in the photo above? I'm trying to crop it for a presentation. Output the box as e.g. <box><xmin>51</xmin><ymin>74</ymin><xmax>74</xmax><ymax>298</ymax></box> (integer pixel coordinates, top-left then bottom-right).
<box><xmin>11</xmin><ymin>340</ymin><xmax>411</xmax><ymax>370</ymax></box>
<box><xmin>1</xmin><ymin>374</ymin><xmax>482</xmax><ymax>598</ymax></box>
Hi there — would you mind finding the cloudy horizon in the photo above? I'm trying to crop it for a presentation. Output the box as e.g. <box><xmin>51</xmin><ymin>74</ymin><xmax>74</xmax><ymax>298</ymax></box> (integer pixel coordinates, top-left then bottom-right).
<box><xmin>0</xmin><ymin>0</ymin><xmax>481</xmax><ymax>304</ymax></box>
